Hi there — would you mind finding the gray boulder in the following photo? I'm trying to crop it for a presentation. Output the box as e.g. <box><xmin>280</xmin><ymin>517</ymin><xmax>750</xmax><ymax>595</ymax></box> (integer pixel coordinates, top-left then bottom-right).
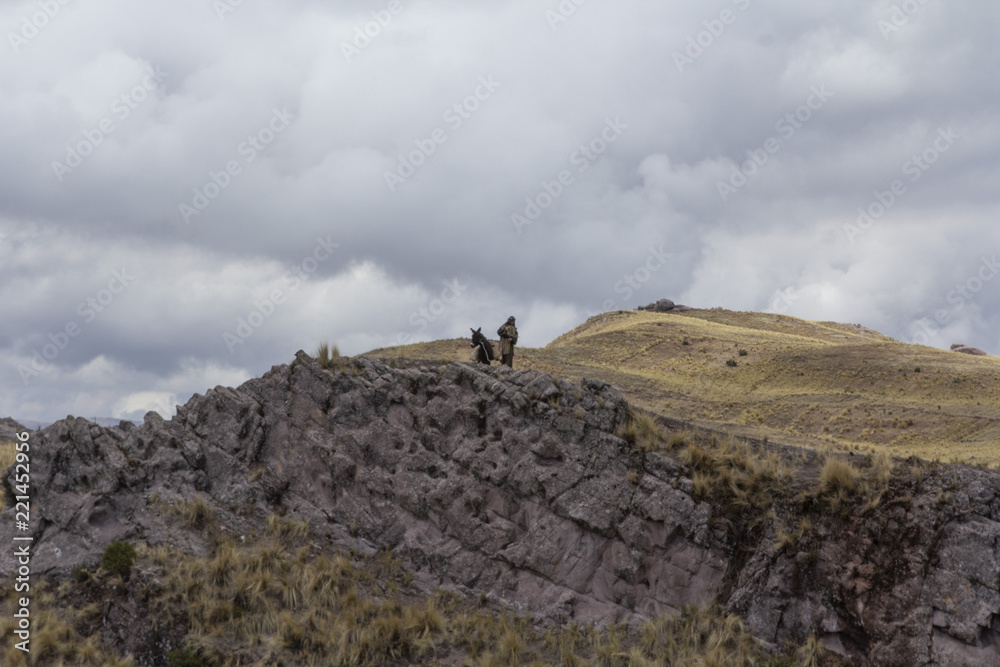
<box><xmin>638</xmin><ymin>299</ymin><xmax>683</xmax><ymax>312</ymax></box>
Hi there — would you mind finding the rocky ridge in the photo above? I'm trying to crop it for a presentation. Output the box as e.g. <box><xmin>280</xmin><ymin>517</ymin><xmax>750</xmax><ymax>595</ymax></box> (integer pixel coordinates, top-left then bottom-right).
<box><xmin>3</xmin><ymin>352</ymin><xmax>1000</xmax><ymax>665</ymax></box>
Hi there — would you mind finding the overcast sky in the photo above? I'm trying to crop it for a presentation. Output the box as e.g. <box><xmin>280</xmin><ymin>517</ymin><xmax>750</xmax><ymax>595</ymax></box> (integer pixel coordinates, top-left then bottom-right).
<box><xmin>2</xmin><ymin>0</ymin><xmax>999</xmax><ymax>422</ymax></box>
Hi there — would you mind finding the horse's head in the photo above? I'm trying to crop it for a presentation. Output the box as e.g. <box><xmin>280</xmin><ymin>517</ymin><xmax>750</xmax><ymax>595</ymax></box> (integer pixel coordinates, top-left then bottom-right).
<box><xmin>471</xmin><ymin>327</ymin><xmax>484</xmax><ymax>344</ymax></box>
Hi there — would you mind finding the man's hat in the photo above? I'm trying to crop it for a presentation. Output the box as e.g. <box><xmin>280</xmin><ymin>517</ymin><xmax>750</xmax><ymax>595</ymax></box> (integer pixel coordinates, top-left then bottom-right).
<box><xmin>507</xmin><ymin>316</ymin><xmax>515</xmax><ymax>323</ymax></box>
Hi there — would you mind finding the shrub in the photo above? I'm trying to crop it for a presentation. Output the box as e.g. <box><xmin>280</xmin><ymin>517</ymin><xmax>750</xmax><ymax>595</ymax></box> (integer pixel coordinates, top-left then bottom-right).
<box><xmin>168</xmin><ymin>647</ymin><xmax>204</xmax><ymax>667</ymax></box>
<box><xmin>738</xmin><ymin>349</ymin><xmax>748</xmax><ymax>356</ymax></box>
<box><xmin>72</xmin><ymin>565</ymin><xmax>91</xmax><ymax>583</ymax></box>
<box><xmin>101</xmin><ymin>541</ymin><xmax>137</xmax><ymax>578</ymax></box>
<box><xmin>726</xmin><ymin>359</ymin><xmax>738</xmax><ymax>367</ymax></box>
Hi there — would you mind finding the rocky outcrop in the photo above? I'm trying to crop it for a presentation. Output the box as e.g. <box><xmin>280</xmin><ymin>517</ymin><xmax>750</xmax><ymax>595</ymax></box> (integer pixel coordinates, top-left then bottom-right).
<box><xmin>4</xmin><ymin>353</ymin><xmax>1000</xmax><ymax>664</ymax></box>
<box><xmin>951</xmin><ymin>344</ymin><xmax>988</xmax><ymax>356</ymax></box>
<box><xmin>0</xmin><ymin>355</ymin><xmax>726</xmax><ymax>628</ymax></box>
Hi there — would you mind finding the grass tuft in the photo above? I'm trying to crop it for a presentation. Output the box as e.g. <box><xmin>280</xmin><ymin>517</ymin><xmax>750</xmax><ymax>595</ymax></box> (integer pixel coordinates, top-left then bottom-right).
<box><xmin>316</xmin><ymin>342</ymin><xmax>341</xmax><ymax>369</ymax></box>
<box><xmin>818</xmin><ymin>457</ymin><xmax>862</xmax><ymax>497</ymax></box>
<box><xmin>174</xmin><ymin>496</ymin><xmax>214</xmax><ymax>530</ymax></box>
<box><xmin>617</xmin><ymin>408</ymin><xmax>667</xmax><ymax>452</ymax></box>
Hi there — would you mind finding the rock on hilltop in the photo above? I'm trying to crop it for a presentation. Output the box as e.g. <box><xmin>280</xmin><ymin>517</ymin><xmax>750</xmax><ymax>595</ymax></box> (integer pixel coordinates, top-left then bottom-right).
<box><xmin>636</xmin><ymin>298</ymin><xmax>693</xmax><ymax>312</ymax></box>
<box><xmin>4</xmin><ymin>352</ymin><xmax>1000</xmax><ymax>664</ymax></box>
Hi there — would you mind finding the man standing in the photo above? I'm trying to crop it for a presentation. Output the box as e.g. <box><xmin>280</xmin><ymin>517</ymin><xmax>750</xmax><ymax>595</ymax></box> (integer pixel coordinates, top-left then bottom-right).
<box><xmin>497</xmin><ymin>316</ymin><xmax>518</xmax><ymax>368</ymax></box>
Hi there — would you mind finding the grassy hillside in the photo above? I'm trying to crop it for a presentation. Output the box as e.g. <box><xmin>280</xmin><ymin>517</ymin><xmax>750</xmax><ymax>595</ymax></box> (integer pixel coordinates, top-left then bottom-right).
<box><xmin>367</xmin><ymin>309</ymin><xmax>1000</xmax><ymax>464</ymax></box>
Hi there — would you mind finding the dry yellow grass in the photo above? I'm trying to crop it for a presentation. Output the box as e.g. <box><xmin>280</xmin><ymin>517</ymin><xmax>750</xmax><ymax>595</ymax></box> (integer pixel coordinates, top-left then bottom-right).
<box><xmin>0</xmin><ymin>581</ymin><xmax>134</xmax><ymax>666</ymax></box>
<box><xmin>0</xmin><ymin>531</ymin><xmax>818</xmax><ymax>666</ymax></box>
<box><xmin>0</xmin><ymin>440</ymin><xmax>17</xmax><ymax>507</ymax></box>
<box><xmin>367</xmin><ymin>309</ymin><xmax>1000</xmax><ymax>464</ymax></box>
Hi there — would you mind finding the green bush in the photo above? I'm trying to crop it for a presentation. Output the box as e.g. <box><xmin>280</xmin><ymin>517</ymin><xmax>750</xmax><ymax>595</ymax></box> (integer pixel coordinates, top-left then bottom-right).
<box><xmin>726</xmin><ymin>359</ymin><xmax>738</xmax><ymax>367</ymax></box>
<box><xmin>738</xmin><ymin>349</ymin><xmax>748</xmax><ymax>356</ymax></box>
<box><xmin>101</xmin><ymin>541</ymin><xmax>137</xmax><ymax>577</ymax></box>
<box><xmin>168</xmin><ymin>647</ymin><xmax>204</xmax><ymax>667</ymax></box>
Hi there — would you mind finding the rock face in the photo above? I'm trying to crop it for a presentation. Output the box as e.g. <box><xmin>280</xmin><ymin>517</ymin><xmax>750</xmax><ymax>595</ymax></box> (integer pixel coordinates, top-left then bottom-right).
<box><xmin>0</xmin><ymin>355</ymin><xmax>725</xmax><ymax>628</ymax></box>
<box><xmin>951</xmin><ymin>344</ymin><xmax>989</xmax><ymax>356</ymax></box>
<box><xmin>4</xmin><ymin>353</ymin><xmax>1000</xmax><ymax>664</ymax></box>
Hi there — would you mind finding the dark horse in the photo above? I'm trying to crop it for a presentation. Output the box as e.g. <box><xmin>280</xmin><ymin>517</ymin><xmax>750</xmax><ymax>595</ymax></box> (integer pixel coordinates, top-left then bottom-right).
<box><xmin>470</xmin><ymin>327</ymin><xmax>495</xmax><ymax>364</ymax></box>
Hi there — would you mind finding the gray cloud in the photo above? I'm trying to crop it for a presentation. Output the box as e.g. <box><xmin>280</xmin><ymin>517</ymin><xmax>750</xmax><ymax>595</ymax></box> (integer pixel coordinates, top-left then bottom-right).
<box><xmin>2</xmin><ymin>0</ymin><xmax>999</xmax><ymax>421</ymax></box>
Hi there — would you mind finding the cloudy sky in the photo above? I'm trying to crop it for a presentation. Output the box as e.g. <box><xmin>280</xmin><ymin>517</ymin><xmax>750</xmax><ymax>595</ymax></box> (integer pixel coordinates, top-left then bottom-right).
<box><xmin>2</xmin><ymin>0</ymin><xmax>999</xmax><ymax>422</ymax></box>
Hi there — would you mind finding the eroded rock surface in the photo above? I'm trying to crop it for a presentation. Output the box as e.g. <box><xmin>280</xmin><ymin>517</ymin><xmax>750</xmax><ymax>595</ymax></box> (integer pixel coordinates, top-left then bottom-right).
<box><xmin>0</xmin><ymin>355</ymin><xmax>724</xmax><ymax>628</ymax></box>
